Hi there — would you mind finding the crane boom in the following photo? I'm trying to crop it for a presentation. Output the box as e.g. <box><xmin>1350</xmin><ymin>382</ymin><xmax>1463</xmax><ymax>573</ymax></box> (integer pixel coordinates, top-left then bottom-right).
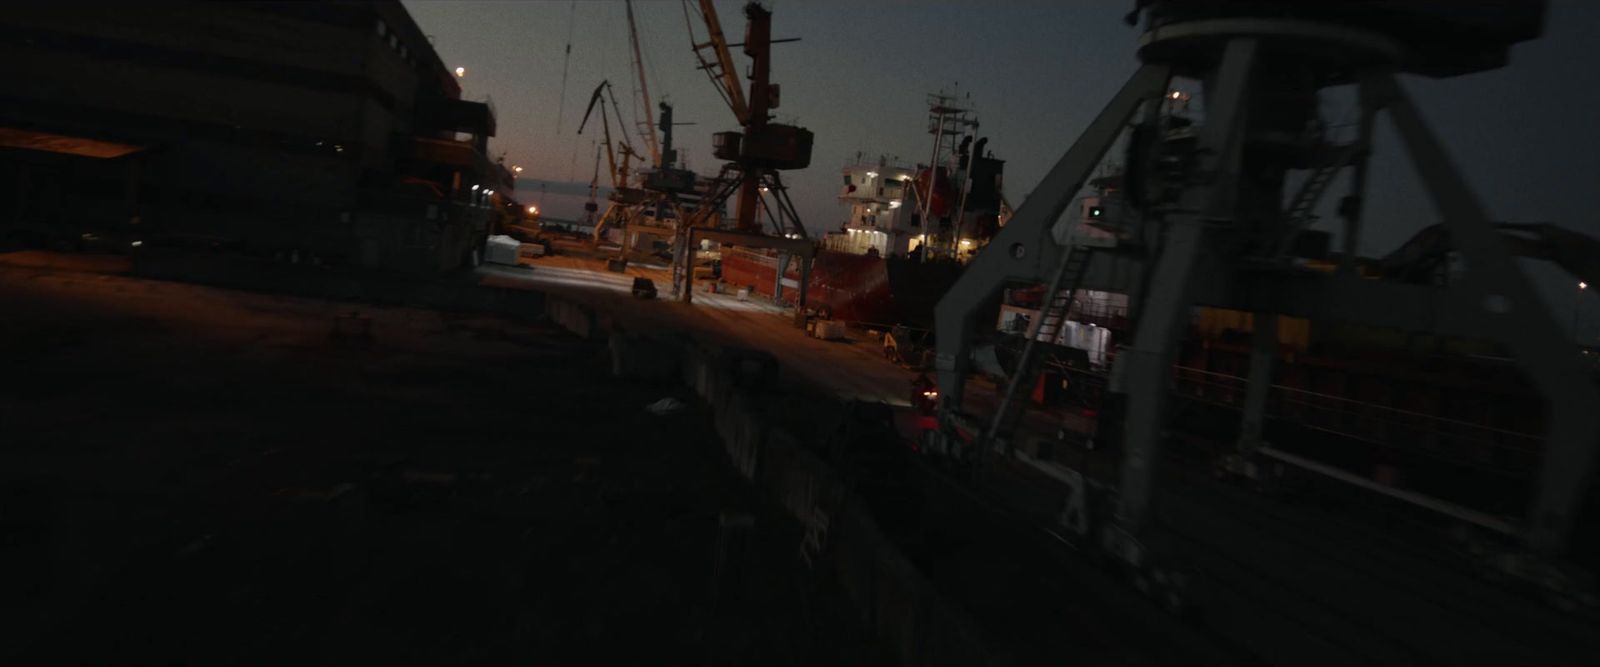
<box><xmin>625</xmin><ymin>0</ymin><xmax>661</xmax><ymax>166</ymax></box>
<box><xmin>577</xmin><ymin>80</ymin><xmax>624</xmax><ymax>189</ymax></box>
<box><xmin>678</xmin><ymin>0</ymin><xmax>809</xmax><ymax>235</ymax></box>
<box><xmin>686</xmin><ymin>0</ymin><xmax>748</xmax><ymax>124</ymax></box>
<box><xmin>604</xmin><ymin>82</ymin><xmax>638</xmax><ymax>187</ymax></box>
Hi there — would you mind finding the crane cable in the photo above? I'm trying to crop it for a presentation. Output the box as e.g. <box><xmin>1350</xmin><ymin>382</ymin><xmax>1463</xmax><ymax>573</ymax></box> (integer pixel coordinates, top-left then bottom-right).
<box><xmin>624</xmin><ymin>0</ymin><xmax>659</xmax><ymax>163</ymax></box>
<box><xmin>560</xmin><ymin>1</ymin><xmax>579</xmax><ymax>180</ymax></box>
<box><xmin>555</xmin><ymin>0</ymin><xmax>577</xmax><ymax>135</ymax></box>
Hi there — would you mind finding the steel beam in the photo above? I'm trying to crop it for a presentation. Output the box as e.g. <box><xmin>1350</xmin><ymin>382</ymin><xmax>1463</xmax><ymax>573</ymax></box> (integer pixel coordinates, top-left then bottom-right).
<box><xmin>933</xmin><ymin>64</ymin><xmax>1171</xmax><ymax>418</ymax></box>
<box><xmin>774</xmin><ymin>252</ymin><xmax>789</xmax><ymax>304</ymax></box>
<box><xmin>1337</xmin><ymin>90</ymin><xmax>1379</xmax><ymax>276</ymax></box>
<box><xmin>1236</xmin><ymin>312</ymin><xmax>1277</xmax><ymax>456</ymax></box>
<box><xmin>682</xmin><ymin>226</ymin><xmax>815</xmax><ymax>325</ymax></box>
<box><xmin>691</xmin><ymin>227</ymin><xmax>815</xmax><ymax>258</ymax></box>
<box><xmin>795</xmin><ymin>256</ymin><xmax>812</xmax><ymax>328</ymax></box>
<box><xmin>1366</xmin><ymin>72</ymin><xmax>1600</xmax><ymax>554</ymax></box>
<box><xmin>1115</xmin><ymin>38</ymin><xmax>1258</xmax><ymax>535</ymax></box>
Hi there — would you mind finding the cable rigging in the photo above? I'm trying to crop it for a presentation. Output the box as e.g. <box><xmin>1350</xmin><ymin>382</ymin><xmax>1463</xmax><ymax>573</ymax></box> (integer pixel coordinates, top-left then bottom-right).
<box><xmin>554</xmin><ymin>0</ymin><xmax>578</xmax><ymax>135</ymax></box>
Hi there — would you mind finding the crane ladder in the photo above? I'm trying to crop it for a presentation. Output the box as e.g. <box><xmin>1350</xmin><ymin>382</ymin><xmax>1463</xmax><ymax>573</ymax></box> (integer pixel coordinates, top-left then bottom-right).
<box><xmin>983</xmin><ymin>242</ymin><xmax>1095</xmax><ymax>453</ymax></box>
<box><xmin>1285</xmin><ymin>141</ymin><xmax>1362</xmax><ymax>227</ymax></box>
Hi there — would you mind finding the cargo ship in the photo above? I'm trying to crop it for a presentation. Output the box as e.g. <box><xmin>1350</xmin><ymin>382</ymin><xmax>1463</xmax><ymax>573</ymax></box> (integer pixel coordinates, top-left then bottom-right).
<box><xmin>718</xmin><ymin>91</ymin><xmax>1007</xmax><ymax>327</ymax></box>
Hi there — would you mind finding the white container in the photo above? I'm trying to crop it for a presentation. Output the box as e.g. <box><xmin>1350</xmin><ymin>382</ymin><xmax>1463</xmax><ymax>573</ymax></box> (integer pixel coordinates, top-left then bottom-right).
<box><xmin>484</xmin><ymin>235</ymin><xmax>521</xmax><ymax>265</ymax></box>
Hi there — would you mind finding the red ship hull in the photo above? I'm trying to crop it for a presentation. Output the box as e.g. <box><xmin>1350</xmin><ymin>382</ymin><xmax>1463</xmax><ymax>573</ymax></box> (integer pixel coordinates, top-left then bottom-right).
<box><xmin>719</xmin><ymin>249</ymin><xmax>961</xmax><ymax>327</ymax></box>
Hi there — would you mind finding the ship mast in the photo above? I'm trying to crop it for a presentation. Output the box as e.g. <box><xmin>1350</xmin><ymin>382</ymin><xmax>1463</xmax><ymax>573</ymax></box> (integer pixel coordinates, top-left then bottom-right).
<box><xmin>917</xmin><ymin>88</ymin><xmax>977</xmax><ymax>261</ymax></box>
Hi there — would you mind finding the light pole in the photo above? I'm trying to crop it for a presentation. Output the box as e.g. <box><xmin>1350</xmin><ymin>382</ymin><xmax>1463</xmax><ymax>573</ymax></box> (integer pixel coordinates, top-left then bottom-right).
<box><xmin>758</xmin><ymin>185</ymin><xmax>769</xmax><ymax>229</ymax></box>
<box><xmin>1575</xmin><ymin>281</ymin><xmax>1589</xmax><ymax>339</ymax></box>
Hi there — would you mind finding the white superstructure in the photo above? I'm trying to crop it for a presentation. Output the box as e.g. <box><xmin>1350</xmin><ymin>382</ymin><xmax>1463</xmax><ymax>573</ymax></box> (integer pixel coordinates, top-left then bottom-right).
<box><xmin>825</xmin><ymin>157</ymin><xmax>918</xmax><ymax>256</ymax></box>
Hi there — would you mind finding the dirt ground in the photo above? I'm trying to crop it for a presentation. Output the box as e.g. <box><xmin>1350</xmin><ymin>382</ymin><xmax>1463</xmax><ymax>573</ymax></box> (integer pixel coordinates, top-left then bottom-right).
<box><xmin>0</xmin><ymin>259</ymin><xmax>882</xmax><ymax>664</ymax></box>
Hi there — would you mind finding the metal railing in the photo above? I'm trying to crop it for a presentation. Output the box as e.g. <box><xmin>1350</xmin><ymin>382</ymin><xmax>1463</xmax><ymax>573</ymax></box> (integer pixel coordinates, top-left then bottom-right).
<box><xmin>1171</xmin><ymin>366</ymin><xmax>1543</xmax><ymax>476</ymax></box>
<box><xmin>1071</xmin><ymin>300</ymin><xmax>1129</xmax><ymax>328</ymax></box>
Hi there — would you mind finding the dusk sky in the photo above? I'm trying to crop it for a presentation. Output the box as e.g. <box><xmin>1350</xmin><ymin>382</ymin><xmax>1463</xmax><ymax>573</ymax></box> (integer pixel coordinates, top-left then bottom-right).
<box><xmin>406</xmin><ymin>0</ymin><xmax>1600</xmax><ymax>333</ymax></box>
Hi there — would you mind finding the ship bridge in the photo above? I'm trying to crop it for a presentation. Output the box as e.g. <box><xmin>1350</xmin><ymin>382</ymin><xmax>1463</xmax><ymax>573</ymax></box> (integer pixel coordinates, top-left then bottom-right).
<box><xmin>829</xmin><ymin>161</ymin><xmax>918</xmax><ymax>256</ymax></box>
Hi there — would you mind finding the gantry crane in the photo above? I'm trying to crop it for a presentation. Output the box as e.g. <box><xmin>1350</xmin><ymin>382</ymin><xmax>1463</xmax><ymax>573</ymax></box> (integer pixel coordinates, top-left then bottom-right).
<box><xmin>930</xmin><ymin>0</ymin><xmax>1595</xmax><ymax>609</ymax></box>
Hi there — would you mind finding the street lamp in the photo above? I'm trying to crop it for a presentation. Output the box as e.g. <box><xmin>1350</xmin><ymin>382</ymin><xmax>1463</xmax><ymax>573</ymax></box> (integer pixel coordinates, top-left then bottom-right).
<box><xmin>513</xmin><ymin>165</ymin><xmax>524</xmax><ymax>174</ymax></box>
<box><xmin>454</xmin><ymin>66</ymin><xmax>466</xmax><ymax>78</ymax></box>
<box><xmin>1575</xmin><ymin>281</ymin><xmax>1590</xmax><ymax>339</ymax></box>
<box><xmin>527</xmin><ymin>205</ymin><xmax>539</xmax><ymax>215</ymax></box>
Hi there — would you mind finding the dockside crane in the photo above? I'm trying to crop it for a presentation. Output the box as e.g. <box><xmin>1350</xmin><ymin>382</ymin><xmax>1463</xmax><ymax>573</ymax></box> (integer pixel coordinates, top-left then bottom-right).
<box><xmin>929</xmin><ymin>0</ymin><xmax>1597</xmax><ymax>613</ymax></box>
<box><xmin>576</xmin><ymin>80</ymin><xmax>638</xmax><ymax>191</ymax></box>
<box><xmin>670</xmin><ymin>1</ymin><xmax>819</xmax><ymax>324</ymax></box>
<box><xmin>577</xmin><ymin>79</ymin><xmax>649</xmax><ymax>245</ymax></box>
<box><xmin>679</xmin><ymin>0</ymin><xmax>811</xmax><ymax>237</ymax></box>
<box><xmin>622</xmin><ymin>2</ymin><xmax>698</xmax><ymax>195</ymax></box>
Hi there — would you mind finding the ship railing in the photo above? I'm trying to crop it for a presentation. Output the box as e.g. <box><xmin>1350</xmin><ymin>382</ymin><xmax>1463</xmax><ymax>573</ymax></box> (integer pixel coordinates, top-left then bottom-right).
<box><xmin>1070</xmin><ymin>300</ymin><xmax>1129</xmax><ymax>329</ymax></box>
<box><xmin>1170</xmin><ymin>366</ymin><xmax>1543</xmax><ymax>477</ymax></box>
<box><xmin>841</xmin><ymin>155</ymin><xmax>914</xmax><ymax>171</ymax></box>
<box><xmin>1001</xmin><ymin>293</ymin><xmax>1128</xmax><ymax>319</ymax></box>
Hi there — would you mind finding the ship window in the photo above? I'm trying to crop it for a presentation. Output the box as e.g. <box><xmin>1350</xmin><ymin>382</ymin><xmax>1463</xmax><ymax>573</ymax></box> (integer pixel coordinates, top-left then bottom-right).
<box><xmin>376</xmin><ymin>19</ymin><xmax>387</xmax><ymax>37</ymax></box>
<box><xmin>843</xmin><ymin>174</ymin><xmax>852</xmax><ymax>185</ymax></box>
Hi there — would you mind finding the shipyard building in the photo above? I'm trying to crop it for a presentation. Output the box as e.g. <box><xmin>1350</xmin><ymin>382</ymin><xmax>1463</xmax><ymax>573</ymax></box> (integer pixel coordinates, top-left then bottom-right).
<box><xmin>0</xmin><ymin>1</ymin><xmax>519</xmax><ymax>272</ymax></box>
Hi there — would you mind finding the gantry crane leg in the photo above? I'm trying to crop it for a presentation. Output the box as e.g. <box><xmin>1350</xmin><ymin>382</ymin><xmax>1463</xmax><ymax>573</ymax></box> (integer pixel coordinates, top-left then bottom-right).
<box><xmin>1368</xmin><ymin>72</ymin><xmax>1600</xmax><ymax>555</ymax></box>
<box><xmin>932</xmin><ymin>64</ymin><xmax>1171</xmax><ymax>457</ymax></box>
<box><xmin>1110</xmin><ymin>40</ymin><xmax>1257</xmax><ymax>552</ymax></box>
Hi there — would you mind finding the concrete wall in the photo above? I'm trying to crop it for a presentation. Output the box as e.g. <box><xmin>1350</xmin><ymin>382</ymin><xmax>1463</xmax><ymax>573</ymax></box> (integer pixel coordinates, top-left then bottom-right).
<box><xmin>123</xmin><ymin>252</ymin><xmax>994</xmax><ymax>663</ymax></box>
<box><xmin>593</xmin><ymin>304</ymin><xmax>998</xmax><ymax>665</ymax></box>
